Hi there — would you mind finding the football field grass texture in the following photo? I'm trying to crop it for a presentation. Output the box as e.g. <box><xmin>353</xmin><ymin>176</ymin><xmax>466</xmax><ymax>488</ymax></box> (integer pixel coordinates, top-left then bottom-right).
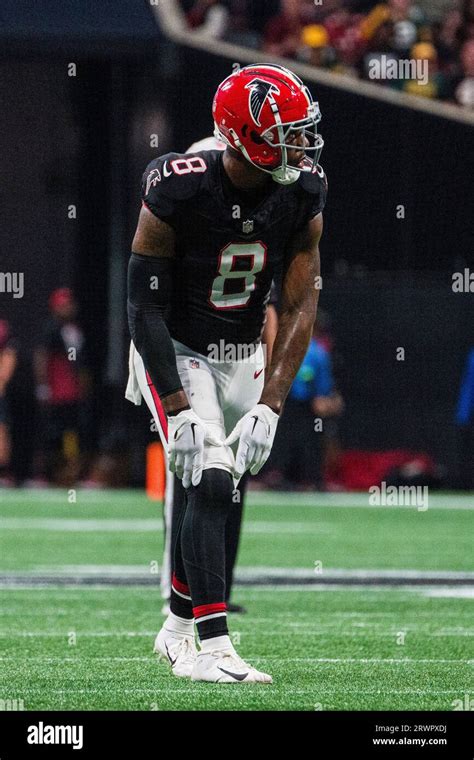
<box><xmin>0</xmin><ymin>488</ymin><xmax>473</xmax><ymax>711</ymax></box>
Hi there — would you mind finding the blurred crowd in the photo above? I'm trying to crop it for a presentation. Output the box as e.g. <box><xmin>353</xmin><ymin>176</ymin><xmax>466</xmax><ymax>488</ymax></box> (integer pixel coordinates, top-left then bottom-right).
<box><xmin>0</xmin><ymin>290</ymin><xmax>95</xmax><ymax>488</ymax></box>
<box><xmin>180</xmin><ymin>0</ymin><xmax>474</xmax><ymax>107</ymax></box>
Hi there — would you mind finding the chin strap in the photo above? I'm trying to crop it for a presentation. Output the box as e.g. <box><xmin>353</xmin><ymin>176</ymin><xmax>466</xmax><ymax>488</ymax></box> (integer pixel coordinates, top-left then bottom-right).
<box><xmin>271</xmin><ymin>167</ymin><xmax>300</xmax><ymax>185</ymax></box>
<box><xmin>214</xmin><ymin>123</ymin><xmax>301</xmax><ymax>185</ymax></box>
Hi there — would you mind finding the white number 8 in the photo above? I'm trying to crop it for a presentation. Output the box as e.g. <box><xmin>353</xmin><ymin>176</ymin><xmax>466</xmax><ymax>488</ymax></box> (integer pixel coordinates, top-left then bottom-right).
<box><xmin>209</xmin><ymin>241</ymin><xmax>267</xmax><ymax>309</ymax></box>
<box><xmin>170</xmin><ymin>157</ymin><xmax>207</xmax><ymax>175</ymax></box>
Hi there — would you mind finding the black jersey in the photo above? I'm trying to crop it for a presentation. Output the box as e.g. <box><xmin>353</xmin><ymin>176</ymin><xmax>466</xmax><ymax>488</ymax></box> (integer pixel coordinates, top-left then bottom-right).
<box><xmin>141</xmin><ymin>150</ymin><xmax>327</xmax><ymax>356</ymax></box>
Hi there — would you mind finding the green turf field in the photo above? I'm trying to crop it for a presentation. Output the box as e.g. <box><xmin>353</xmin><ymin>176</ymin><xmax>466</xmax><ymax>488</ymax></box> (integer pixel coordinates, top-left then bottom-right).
<box><xmin>0</xmin><ymin>489</ymin><xmax>473</xmax><ymax>710</ymax></box>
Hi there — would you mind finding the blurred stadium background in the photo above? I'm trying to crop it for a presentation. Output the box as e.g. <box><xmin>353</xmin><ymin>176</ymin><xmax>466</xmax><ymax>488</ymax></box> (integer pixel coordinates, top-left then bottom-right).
<box><xmin>0</xmin><ymin>0</ymin><xmax>473</xmax><ymax>711</ymax></box>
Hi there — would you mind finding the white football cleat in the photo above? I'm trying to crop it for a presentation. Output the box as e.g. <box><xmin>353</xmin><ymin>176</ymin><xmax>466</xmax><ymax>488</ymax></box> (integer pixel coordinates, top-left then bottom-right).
<box><xmin>154</xmin><ymin>628</ymin><xmax>197</xmax><ymax>678</ymax></box>
<box><xmin>191</xmin><ymin>649</ymin><xmax>272</xmax><ymax>684</ymax></box>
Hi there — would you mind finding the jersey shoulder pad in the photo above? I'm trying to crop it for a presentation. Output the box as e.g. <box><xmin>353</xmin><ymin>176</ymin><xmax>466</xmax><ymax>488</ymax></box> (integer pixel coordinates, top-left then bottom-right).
<box><xmin>298</xmin><ymin>163</ymin><xmax>327</xmax><ymax>197</ymax></box>
<box><xmin>296</xmin><ymin>163</ymin><xmax>328</xmax><ymax>221</ymax></box>
<box><xmin>141</xmin><ymin>152</ymin><xmax>209</xmax><ymax>220</ymax></box>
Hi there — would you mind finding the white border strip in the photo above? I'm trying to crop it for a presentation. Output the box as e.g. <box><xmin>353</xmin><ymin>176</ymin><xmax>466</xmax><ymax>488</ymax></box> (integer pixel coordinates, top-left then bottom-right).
<box><xmin>152</xmin><ymin>0</ymin><xmax>474</xmax><ymax>127</ymax></box>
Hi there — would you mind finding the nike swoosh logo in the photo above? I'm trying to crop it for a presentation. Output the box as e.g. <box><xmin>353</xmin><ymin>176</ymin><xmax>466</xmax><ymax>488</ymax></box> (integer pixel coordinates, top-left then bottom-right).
<box><xmin>251</xmin><ymin>415</ymin><xmax>259</xmax><ymax>434</ymax></box>
<box><xmin>190</xmin><ymin>423</ymin><xmax>197</xmax><ymax>445</ymax></box>
<box><xmin>217</xmin><ymin>666</ymin><xmax>249</xmax><ymax>682</ymax></box>
<box><xmin>254</xmin><ymin>368</ymin><xmax>264</xmax><ymax>379</ymax></box>
<box><xmin>165</xmin><ymin>642</ymin><xmax>177</xmax><ymax>667</ymax></box>
<box><xmin>163</xmin><ymin>161</ymin><xmax>172</xmax><ymax>177</ymax></box>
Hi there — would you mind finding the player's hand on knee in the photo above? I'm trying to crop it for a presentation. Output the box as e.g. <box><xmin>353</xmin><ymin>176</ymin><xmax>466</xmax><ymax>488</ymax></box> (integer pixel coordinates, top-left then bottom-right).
<box><xmin>167</xmin><ymin>409</ymin><xmax>222</xmax><ymax>488</ymax></box>
<box><xmin>225</xmin><ymin>404</ymin><xmax>279</xmax><ymax>479</ymax></box>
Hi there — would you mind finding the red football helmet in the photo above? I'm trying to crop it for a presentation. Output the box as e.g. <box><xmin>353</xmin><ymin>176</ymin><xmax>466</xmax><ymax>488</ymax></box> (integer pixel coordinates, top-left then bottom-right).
<box><xmin>213</xmin><ymin>63</ymin><xmax>324</xmax><ymax>185</ymax></box>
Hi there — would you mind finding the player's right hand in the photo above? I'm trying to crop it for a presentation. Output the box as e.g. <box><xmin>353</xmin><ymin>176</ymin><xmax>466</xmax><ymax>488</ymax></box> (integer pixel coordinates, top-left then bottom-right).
<box><xmin>167</xmin><ymin>409</ymin><xmax>221</xmax><ymax>489</ymax></box>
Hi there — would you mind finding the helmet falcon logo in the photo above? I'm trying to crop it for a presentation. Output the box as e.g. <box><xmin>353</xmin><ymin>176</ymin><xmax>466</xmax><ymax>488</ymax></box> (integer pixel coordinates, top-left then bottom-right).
<box><xmin>244</xmin><ymin>78</ymin><xmax>280</xmax><ymax>127</ymax></box>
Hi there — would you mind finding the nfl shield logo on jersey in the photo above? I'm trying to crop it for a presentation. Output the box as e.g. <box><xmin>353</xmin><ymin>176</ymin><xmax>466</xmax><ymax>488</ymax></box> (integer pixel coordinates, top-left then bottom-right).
<box><xmin>242</xmin><ymin>219</ymin><xmax>254</xmax><ymax>234</ymax></box>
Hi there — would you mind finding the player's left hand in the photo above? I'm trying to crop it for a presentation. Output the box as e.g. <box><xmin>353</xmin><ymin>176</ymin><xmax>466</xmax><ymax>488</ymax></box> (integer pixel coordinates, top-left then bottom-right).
<box><xmin>225</xmin><ymin>403</ymin><xmax>279</xmax><ymax>479</ymax></box>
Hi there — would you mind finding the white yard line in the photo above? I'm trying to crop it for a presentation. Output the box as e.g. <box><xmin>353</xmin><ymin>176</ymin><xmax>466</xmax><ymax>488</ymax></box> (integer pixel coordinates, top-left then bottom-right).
<box><xmin>1</xmin><ymin>488</ymin><xmax>473</xmax><ymax>509</ymax></box>
<box><xmin>1</xmin><ymin>566</ymin><xmax>473</xmax><ymax>580</ymax></box>
<box><xmin>421</xmin><ymin>588</ymin><xmax>474</xmax><ymax>599</ymax></box>
<box><xmin>0</xmin><ymin>519</ymin><xmax>164</xmax><ymax>532</ymax></box>
<box><xmin>257</xmin><ymin>657</ymin><xmax>474</xmax><ymax>664</ymax></box>
<box><xmin>14</xmin><ymin>687</ymin><xmax>469</xmax><ymax>695</ymax></box>
<box><xmin>0</xmin><ymin>518</ymin><xmax>328</xmax><ymax>534</ymax></box>
<box><xmin>0</xmin><ymin>631</ymin><xmax>157</xmax><ymax>637</ymax></box>
<box><xmin>1</xmin><ymin>628</ymin><xmax>472</xmax><ymax>638</ymax></box>
<box><xmin>236</xmin><ymin>567</ymin><xmax>474</xmax><ymax>581</ymax></box>
<box><xmin>0</xmin><ymin>656</ymin><xmax>471</xmax><ymax>664</ymax></box>
<box><xmin>247</xmin><ymin>492</ymin><xmax>474</xmax><ymax>510</ymax></box>
<box><xmin>1</xmin><ymin>583</ymin><xmax>474</xmax><ymax>595</ymax></box>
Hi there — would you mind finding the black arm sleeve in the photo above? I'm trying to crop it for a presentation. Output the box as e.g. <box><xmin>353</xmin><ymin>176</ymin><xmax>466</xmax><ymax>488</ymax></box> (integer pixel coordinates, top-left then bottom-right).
<box><xmin>127</xmin><ymin>252</ymin><xmax>183</xmax><ymax>399</ymax></box>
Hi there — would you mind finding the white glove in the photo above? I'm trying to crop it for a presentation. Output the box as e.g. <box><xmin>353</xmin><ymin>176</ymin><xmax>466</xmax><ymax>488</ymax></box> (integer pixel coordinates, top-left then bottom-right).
<box><xmin>225</xmin><ymin>403</ymin><xmax>279</xmax><ymax>478</ymax></box>
<box><xmin>168</xmin><ymin>409</ymin><xmax>222</xmax><ymax>489</ymax></box>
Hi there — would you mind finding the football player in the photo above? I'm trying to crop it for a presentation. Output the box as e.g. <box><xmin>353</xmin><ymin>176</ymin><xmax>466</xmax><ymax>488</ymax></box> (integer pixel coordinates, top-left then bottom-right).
<box><xmin>159</xmin><ymin>135</ymin><xmax>279</xmax><ymax>616</ymax></box>
<box><xmin>127</xmin><ymin>63</ymin><xmax>327</xmax><ymax>683</ymax></box>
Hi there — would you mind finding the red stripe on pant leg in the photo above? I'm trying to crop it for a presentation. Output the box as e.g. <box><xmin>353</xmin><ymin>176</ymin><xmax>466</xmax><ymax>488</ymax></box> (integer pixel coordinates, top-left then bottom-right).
<box><xmin>145</xmin><ymin>370</ymin><xmax>168</xmax><ymax>441</ymax></box>
<box><xmin>193</xmin><ymin>602</ymin><xmax>227</xmax><ymax>619</ymax></box>
<box><xmin>172</xmin><ymin>573</ymin><xmax>190</xmax><ymax>596</ymax></box>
